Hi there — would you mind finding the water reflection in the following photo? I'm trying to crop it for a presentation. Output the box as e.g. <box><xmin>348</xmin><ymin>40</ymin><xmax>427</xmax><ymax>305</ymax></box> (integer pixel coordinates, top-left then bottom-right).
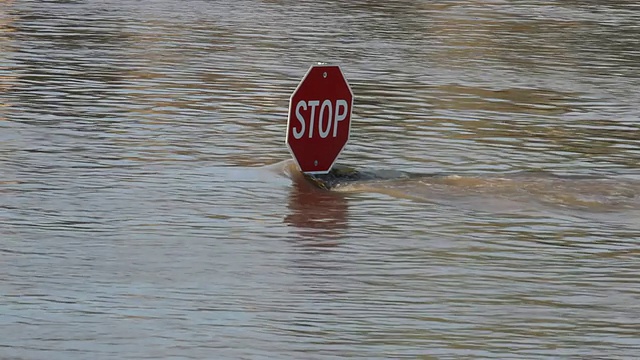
<box><xmin>284</xmin><ymin>171</ymin><xmax>349</xmax><ymax>243</ymax></box>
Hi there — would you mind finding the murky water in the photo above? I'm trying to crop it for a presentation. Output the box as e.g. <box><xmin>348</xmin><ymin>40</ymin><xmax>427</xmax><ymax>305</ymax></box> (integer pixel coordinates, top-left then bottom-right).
<box><xmin>2</xmin><ymin>0</ymin><xmax>640</xmax><ymax>358</ymax></box>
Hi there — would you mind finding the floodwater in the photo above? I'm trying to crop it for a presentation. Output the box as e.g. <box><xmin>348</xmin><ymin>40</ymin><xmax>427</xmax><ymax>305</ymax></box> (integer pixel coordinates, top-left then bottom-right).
<box><xmin>2</xmin><ymin>0</ymin><xmax>640</xmax><ymax>358</ymax></box>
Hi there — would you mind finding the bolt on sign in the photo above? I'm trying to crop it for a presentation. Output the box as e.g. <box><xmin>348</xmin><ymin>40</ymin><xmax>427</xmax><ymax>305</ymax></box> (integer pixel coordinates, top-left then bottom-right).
<box><xmin>285</xmin><ymin>64</ymin><xmax>354</xmax><ymax>174</ymax></box>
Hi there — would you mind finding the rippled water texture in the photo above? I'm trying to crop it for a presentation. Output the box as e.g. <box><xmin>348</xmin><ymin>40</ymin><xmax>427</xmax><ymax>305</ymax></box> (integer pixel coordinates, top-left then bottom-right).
<box><xmin>2</xmin><ymin>1</ymin><xmax>640</xmax><ymax>359</ymax></box>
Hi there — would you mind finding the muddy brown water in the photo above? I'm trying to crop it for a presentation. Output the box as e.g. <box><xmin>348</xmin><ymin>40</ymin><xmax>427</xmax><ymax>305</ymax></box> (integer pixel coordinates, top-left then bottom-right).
<box><xmin>2</xmin><ymin>1</ymin><xmax>640</xmax><ymax>359</ymax></box>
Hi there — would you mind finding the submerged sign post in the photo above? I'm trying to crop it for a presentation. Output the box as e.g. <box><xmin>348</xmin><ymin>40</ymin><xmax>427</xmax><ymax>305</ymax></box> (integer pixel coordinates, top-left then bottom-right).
<box><xmin>286</xmin><ymin>64</ymin><xmax>353</xmax><ymax>174</ymax></box>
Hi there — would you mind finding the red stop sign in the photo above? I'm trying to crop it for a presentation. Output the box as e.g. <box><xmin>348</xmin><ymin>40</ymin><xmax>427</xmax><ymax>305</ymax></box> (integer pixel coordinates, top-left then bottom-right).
<box><xmin>286</xmin><ymin>65</ymin><xmax>354</xmax><ymax>174</ymax></box>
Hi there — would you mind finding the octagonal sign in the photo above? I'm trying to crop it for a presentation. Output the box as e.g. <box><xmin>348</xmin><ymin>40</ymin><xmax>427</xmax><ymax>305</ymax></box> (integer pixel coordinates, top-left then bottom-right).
<box><xmin>285</xmin><ymin>64</ymin><xmax>354</xmax><ymax>174</ymax></box>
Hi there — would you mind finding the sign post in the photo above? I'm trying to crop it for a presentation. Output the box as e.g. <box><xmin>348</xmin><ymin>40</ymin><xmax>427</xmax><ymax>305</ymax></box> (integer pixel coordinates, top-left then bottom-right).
<box><xmin>285</xmin><ymin>64</ymin><xmax>354</xmax><ymax>174</ymax></box>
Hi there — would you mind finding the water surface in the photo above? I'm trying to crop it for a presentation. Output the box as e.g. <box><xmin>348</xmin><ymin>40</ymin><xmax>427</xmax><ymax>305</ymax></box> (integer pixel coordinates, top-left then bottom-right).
<box><xmin>2</xmin><ymin>1</ymin><xmax>640</xmax><ymax>359</ymax></box>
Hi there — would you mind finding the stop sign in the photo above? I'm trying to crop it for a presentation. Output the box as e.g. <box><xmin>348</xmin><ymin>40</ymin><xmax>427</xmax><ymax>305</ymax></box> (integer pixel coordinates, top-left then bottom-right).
<box><xmin>286</xmin><ymin>65</ymin><xmax>354</xmax><ymax>174</ymax></box>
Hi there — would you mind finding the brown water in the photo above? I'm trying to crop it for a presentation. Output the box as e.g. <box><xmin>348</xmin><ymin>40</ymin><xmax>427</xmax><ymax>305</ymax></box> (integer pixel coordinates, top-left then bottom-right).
<box><xmin>2</xmin><ymin>0</ymin><xmax>640</xmax><ymax>359</ymax></box>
